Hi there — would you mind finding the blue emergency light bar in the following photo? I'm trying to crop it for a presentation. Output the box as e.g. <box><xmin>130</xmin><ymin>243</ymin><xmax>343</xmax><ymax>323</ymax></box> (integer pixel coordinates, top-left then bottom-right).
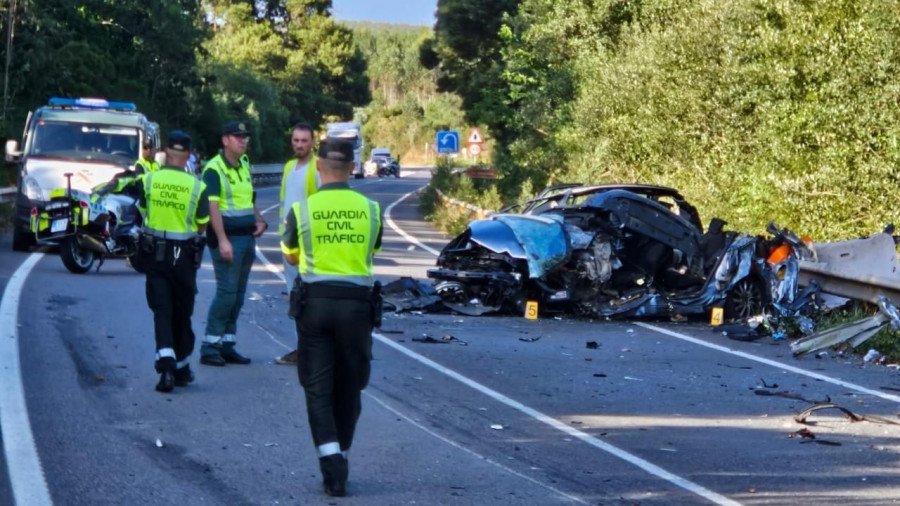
<box><xmin>48</xmin><ymin>97</ymin><xmax>137</xmax><ymax>111</ymax></box>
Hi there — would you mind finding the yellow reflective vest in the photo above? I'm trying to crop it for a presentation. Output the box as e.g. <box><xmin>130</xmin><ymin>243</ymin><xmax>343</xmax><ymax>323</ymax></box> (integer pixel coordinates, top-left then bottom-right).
<box><xmin>202</xmin><ymin>153</ymin><xmax>254</xmax><ymax>218</ymax></box>
<box><xmin>282</xmin><ymin>188</ymin><xmax>381</xmax><ymax>287</ymax></box>
<box><xmin>135</xmin><ymin>158</ymin><xmax>159</xmax><ymax>174</ymax></box>
<box><xmin>278</xmin><ymin>155</ymin><xmax>318</xmax><ymax>235</ymax></box>
<box><xmin>142</xmin><ymin>168</ymin><xmax>209</xmax><ymax>240</ymax></box>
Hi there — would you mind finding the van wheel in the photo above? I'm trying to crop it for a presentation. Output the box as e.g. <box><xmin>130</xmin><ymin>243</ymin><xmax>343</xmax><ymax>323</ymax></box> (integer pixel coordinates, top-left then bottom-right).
<box><xmin>12</xmin><ymin>226</ymin><xmax>34</xmax><ymax>252</ymax></box>
<box><xmin>60</xmin><ymin>236</ymin><xmax>95</xmax><ymax>273</ymax></box>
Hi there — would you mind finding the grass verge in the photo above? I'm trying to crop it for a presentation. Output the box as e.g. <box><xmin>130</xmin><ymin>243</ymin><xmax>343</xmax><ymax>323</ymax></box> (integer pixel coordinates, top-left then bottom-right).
<box><xmin>0</xmin><ymin>202</ymin><xmax>13</xmax><ymax>233</ymax></box>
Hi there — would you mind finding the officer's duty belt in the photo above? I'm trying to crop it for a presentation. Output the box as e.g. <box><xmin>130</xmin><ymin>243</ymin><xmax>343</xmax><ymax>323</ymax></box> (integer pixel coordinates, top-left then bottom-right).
<box><xmin>305</xmin><ymin>283</ymin><xmax>372</xmax><ymax>302</ymax></box>
<box><xmin>144</xmin><ymin>231</ymin><xmax>200</xmax><ymax>244</ymax></box>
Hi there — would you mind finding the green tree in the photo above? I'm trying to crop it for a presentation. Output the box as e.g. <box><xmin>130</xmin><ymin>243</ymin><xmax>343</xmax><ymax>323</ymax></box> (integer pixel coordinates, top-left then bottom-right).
<box><xmin>1</xmin><ymin>0</ymin><xmax>206</xmax><ymax>140</ymax></box>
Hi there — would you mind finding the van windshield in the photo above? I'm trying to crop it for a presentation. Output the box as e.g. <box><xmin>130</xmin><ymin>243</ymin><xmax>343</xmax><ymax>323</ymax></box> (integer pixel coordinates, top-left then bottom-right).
<box><xmin>29</xmin><ymin>120</ymin><xmax>139</xmax><ymax>165</ymax></box>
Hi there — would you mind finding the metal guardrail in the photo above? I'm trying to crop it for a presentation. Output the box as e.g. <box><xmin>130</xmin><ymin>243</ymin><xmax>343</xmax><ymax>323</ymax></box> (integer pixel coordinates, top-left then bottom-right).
<box><xmin>798</xmin><ymin>260</ymin><xmax>900</xmax><ymax>306</ymax></box>
<box><xmin>435</xmin><ymin>188</ymin><xmax>494</xmax><ymax>219</ymax></box>
<box><xmin>251</xmin><ymin>163</ymin><xmax>282</xmax><ymax>187</ymax></box>
<box><xmin>0</xmin><ymin>186</ymin><xmax>14</xmax><ymax>204</ymax></box>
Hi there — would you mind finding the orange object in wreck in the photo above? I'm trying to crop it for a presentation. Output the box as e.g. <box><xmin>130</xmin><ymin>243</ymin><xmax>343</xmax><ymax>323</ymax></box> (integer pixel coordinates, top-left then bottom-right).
<box><xmin>767</xmin><ymin>244</ymin><xmax>792</xmax><ymax>265</ymax></box>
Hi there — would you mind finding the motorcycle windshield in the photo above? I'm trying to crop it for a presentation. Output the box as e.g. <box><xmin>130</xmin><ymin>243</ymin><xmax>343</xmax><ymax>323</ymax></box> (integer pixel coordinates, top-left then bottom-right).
<box><xmin>492</xmin><ymin>214</ymin><xmax>569</xmax><ymax>279</ymax></box>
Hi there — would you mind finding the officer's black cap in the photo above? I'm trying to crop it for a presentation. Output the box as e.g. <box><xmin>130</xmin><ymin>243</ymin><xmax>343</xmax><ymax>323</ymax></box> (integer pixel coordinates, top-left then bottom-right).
<box><xmin>166</xmin><ymin>131</ymin><xmax>191</xmax><ymax>152</ymax></box>
<box><xmin>318</xmin><ymin>139</ymin><xmax>354</xmax><ymax>163</ymax></box>
<box><xmin>222</xmin><ymin>121</ymin><xmax>250</xmax><ymax>136</ymax></box>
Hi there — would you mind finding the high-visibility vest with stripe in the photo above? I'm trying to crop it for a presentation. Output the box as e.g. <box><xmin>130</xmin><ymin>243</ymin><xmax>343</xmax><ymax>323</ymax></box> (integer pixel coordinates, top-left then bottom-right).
<box><xmin>142</xmin><ymin>168</ymin><xmax>208</xmax><ymax>240</ymax></box>
<box><xmin>135</xmin><ymin>158</ymin><xmax>159</xmax><ymax>174</ymax></box>
<box><xmin>203</xmin><ymin>153</ymin><xmax>254</xmax><ymax>218</ymax></box>
<box><xmin>278</xmin><ymin>155</ymin><xmax>318</xmax><ymax>235</ymax></box>
<box><xmin>291</xmin><ymin>189</ymin><xmax>380</xmax><ymax>287</ymax></box>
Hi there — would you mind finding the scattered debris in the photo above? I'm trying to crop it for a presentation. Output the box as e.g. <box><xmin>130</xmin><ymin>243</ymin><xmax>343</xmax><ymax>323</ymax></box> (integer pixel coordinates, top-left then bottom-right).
<box><xmin>381</xmin><ymin>276</ymin><xmax>445</xmax><ymax>313</ymax></box>
<box><xmin>758</xmin><ymin>379</ymin><xmax>779</xmax><ymax>389</ymax></box>
<box><xmin>490</xmin><ymin>424</ymin><xmax>504</xmax><ymax>430</ymax></box>
<box><xmin>720</xmin><ymin>323</ymin><xmax>767</xmax><ymax>342</ymax></box>
<box><xmin>795</xmin><ymin>402</ymin><xmax>900</xmax><ymax>426</ymax></box>
<box><xmin>624</xmin><ymin>376</ymin><xmax>643</xmax><ymax>381</ymax></box>
<box><xmin>790</xmin><ymin>428</ymin><xmax>816</xmax><ymax>440</ymax></box>
<box><xmin>791</xmin><ymin>296</ymin><xmax>900</xmax><ymax>355</ymax></box>
<box><xmin>753</xmin><ymin>389</ymin><xmax>830</xmax><ymax>404</ymax></box>
<box><xmin>585</xmin><ymin>341</ymin><xmax>599</xmax><ymax>349</ymax></box>
<box><xmin>518</xmin><ymin>336</ymin><xmax>542</xmax><ymax>342</ymax></box>
<box><xmin>155</xmin><ymin>439</ymin><xmax>164</xmax><ymax>448</ymax></box>
<box><xmin>380</xmin><ymin>329</ymin><xmax>405</xmax><ymax>335</ymax></box>
<box><xmin>863</xmin><ymin>349</ymin><xmax>883</xmax><ymax>363</ymax></box>
<box><xmin>411</xmin><ymin>334</ymin><xmax>468</xmax><ymax>345</ymax></box>
<box><xmin>788</xmin><ymin>427</ymin><xmax>841</xmax><ymax>445</ymax></box>
<box><xmin>412</xmin><ymin>336</ymin><xmax>447</xmax><ymax>344</ymax></box>
<box><xmin>593</xmin><ymin>373</ymin><xmax>607</xmax><ymax>378</ymax></box>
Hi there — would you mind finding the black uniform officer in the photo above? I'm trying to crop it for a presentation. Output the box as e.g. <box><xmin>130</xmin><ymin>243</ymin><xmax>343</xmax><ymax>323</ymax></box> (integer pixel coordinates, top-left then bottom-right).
<box><xmin>281</xmin><ymin>139</ymin><xmax>383</xmax><ymax>497</ymax></box>
<box><xmin>138</xmin><ymin>131</ymin><xmax>209</xmax><ymax>392</ymax></box>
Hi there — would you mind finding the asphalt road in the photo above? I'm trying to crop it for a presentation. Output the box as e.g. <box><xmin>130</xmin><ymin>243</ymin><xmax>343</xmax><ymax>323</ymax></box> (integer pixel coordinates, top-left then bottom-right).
<box><xmin>1</xmin><ymin>168</ymin><xmax>899</xmax><ymax>506</ymax></box>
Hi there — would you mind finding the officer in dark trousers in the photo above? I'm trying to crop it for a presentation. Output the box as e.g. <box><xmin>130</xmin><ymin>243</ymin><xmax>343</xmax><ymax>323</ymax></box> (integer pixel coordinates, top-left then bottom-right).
<box><xmin>281</xmin><ymin>140</ymin><xmax>382</xmax><ymax>497</ymax></box>
<box><xmin>138</xmin><ymin>131</ymin><xmax>209</xmax><ymax>392</ymax></box>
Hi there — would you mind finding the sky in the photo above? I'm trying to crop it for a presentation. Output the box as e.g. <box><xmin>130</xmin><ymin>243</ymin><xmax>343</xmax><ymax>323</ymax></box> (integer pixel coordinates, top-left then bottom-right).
<box><xmin>331</xmin><ymin>0</ymin><xmax>438</xmax><ymax>26</ymax></box>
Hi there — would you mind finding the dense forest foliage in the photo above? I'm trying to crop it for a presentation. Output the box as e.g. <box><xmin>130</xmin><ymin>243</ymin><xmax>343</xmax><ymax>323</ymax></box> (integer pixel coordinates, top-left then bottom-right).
<box><xmin>424</xmin><ymin>0</ymin><xmax>900</xmax><ymax>240</ymax></box>
<box><xmin>0</xmin><ymin>0</ymin><xmax>373</xmax><ymax>161</ymax></box>
<box><xmin>351</xmin><ymin>21</ymin><xmax>465</xmax><ymax>163</ymax></box>
<box><xmin>3</xmin><ymin>0</ymin><xmax>897</xmax><ymax>239</ymax></box>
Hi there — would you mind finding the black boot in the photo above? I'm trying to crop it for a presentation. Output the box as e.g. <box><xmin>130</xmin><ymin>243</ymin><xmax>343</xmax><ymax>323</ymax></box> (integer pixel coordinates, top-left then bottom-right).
<box><xmin>221</xmin><ymin>343</ymin><xmax>251</xmax><ymax>365</ymax></box>
<box><xmin>174</xmin><ymin>365</ymin><xmax>195</xmax><ymax>387</ymax></box>
<box><xmin>319</xmin><ymin>454</ymin><xmax>348</xmax><ymax>497</ymax></box>
<box><xmin>155</xmin><ymin>371</ymin><xmax>175</xmax><ymax>393</ymax></box>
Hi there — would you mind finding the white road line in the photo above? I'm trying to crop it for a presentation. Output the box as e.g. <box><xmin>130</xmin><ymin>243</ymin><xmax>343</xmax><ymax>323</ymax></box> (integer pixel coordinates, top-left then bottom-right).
<box><xmin>0</xmin><ymin>252</ymin><xmax>54</xmax><ymax>506</ymax></box>
<box><xmin>373</xmin><ymin>332</ymin><xmax>740</xmax><ymax>505</ymax></box>
<box><xmin>364</xmin><ymin>391</ymin><xmax>589</xmax><ymax>505</ymax></box>
<box><xmin>256</xmin><ymin>203</ymin><xmax>286</xmax><ymax>280</ymax></box>
<box><xmin>384</xmin><ymin>188</ymin><xmax>441</xmax><ymax>256</ymax></box>
<box><xmin>637</xmin><ymin>322</ymin><xmax>900</xmax><ymax>404</ymax></box>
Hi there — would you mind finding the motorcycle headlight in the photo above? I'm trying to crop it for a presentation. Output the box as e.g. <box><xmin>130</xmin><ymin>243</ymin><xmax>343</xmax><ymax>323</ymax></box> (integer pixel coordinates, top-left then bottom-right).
<box><xmin>23</xmin><ymin>177</ymin><xmax>44</xmax><ymax>201</ymax></box>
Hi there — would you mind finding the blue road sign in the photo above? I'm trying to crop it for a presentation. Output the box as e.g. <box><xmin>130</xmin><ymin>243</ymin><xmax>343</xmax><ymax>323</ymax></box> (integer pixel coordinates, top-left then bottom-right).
<box><xmin>436</xmin><ymin>130</ymin><xmax>459</xmax><ymax>154</ymax></box>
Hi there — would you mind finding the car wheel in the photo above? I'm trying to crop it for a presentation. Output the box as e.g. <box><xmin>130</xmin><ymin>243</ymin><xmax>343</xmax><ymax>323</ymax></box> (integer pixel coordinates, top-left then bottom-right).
<box><xmin>435</xmin><ymin>281</ymin><xmax>470</xmax><ymax>303</ymax></box>
<box><xmin>60</xmin><ymin>235</ymin><xmax>95</xmax><ymax>274</ymax></box>
<box><xmin>12</xmin><ymin>226</ymin><xmax>34</xmax><ymax>252</ymax></box>
<box><xmin>724</xmin><ymin>276</ymin><xmax>766</xmax><ymax>320</ymax></box>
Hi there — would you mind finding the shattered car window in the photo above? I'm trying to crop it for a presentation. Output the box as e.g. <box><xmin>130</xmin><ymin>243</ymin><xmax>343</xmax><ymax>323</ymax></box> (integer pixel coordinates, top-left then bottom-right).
<box><xmin>493</xmin><ymin>215</ymin><xmax>569</xmax><ymax>279</ymax></box>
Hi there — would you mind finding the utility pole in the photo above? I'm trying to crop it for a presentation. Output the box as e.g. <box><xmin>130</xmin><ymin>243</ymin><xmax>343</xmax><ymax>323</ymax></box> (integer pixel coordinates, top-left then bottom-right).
<box><xmin>3</xmin><ymin>0</ymin><xmax>17</xmax><ymax>122</ymax></box>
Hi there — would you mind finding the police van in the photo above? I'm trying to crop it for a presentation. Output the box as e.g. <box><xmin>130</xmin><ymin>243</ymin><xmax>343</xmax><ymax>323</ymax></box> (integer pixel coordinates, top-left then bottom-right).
<box><xmin>4</xmin><ymin>97</ymin><xmax>159</xmax><ymax>251</ymax></box>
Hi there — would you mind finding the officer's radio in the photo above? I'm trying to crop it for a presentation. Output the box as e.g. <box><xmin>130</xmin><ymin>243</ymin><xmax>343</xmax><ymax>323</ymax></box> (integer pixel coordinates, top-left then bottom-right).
<box><xmin>288</xmin><ymin>276</ymin><xmax>306</xmax><ymax>320</ymax></box>
<box><xmin>371</xmin><ymin>281</ymin><xmax>383</xmax><ymax>328</ymax></box>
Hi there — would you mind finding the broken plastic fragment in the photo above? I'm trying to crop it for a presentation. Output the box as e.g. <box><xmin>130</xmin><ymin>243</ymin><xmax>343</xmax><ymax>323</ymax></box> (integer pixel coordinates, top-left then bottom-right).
<box><xmin>155</xmin><ymin>439</ymin><xmax>164</xmax><ymax>448</ymax></box>
<box><xmin>863</xmin><ymin>349</ymin><xmax>882</xmax><ymax>362</ymax></box>
<box><xmin>490</xmin><ymin>424</ymin><xmax>504</xmax><ymax>430</ymax></box>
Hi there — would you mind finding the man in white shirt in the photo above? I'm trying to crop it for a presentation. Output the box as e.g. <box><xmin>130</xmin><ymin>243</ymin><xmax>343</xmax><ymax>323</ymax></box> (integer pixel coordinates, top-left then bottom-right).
<box><xmin>276</xmin><ymin>123</ymin><xmax>319</xmax><ymax>365</ymax></box>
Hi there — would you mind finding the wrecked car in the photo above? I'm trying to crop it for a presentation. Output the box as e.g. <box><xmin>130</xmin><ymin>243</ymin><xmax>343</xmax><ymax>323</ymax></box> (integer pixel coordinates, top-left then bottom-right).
<box><xmin>428</xmin><ymin>184</ymin><xmax>810</xmax><ymax>320</ymax></box>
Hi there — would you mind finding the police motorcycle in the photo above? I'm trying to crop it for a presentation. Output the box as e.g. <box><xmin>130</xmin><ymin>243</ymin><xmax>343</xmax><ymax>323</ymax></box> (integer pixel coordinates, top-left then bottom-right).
<box><xmin>30</xmin><ymin>171</ymin><xmax>143</xmax><ymax>274</ymax></box>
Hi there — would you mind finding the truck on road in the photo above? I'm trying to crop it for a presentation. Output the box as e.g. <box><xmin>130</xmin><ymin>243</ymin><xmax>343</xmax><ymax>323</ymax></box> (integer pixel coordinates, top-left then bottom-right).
<box><xmin>325</xmin><ymin>122</ymin><xmax>364</xmax><ymax>179</ymax></box>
